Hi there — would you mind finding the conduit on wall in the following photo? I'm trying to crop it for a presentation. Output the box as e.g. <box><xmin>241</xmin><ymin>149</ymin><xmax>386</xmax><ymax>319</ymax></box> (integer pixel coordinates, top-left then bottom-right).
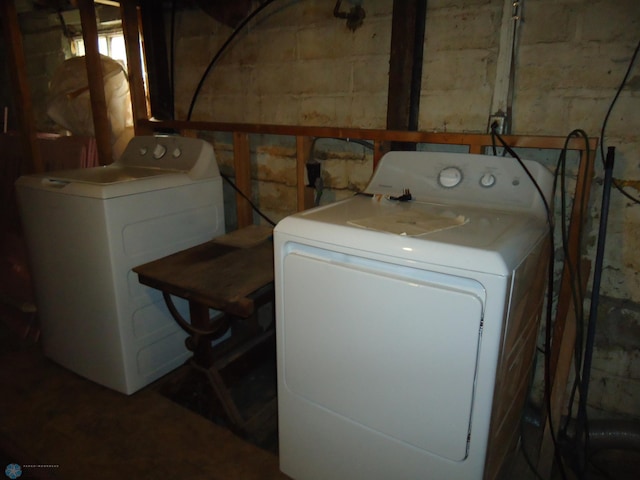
<box><xmin>488</xmin><ymin>0</ymin><xmax>524</xmax><ymax>134</ymax></box>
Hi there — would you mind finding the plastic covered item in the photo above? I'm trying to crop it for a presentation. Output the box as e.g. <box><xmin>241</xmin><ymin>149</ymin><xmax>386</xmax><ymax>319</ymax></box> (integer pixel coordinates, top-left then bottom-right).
<box><xmin>46</xmin><ymin>55</ymin><xmax>134</xmax><ymax>161</ymax></box>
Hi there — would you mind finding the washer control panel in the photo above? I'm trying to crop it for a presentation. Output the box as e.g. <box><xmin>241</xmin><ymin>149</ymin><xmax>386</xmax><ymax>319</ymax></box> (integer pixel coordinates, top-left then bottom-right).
<box><xmin>117</xmin><ymin>135</ymin><xmax>220</xmax><ymax>180</ymax></box>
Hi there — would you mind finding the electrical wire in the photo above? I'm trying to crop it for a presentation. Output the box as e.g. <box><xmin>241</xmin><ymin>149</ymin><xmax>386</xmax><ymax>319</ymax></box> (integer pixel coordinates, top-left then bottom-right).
<box><xmin>599</xmin><ymin>38</ymin><xmax>640</xmax><ymax>204</ymax></box>
<box><xmin>489</xmin><ymin>129</ymin><xmax>553</xmax><ymax>226</ymax></box>
<box><xmin>556</xmin><ymin>132</ymin><xmax>591</xmax><ymax>443</ymax></box>
<box><xmin>221</xmin><ymin>173</ymin><xmax>276</xmax><ymax>227</ymax></box>
<box><xmin>186</xmin><ymin>0</ymin><xmax>278</xmax><ymax>121</ymax></box>
<box><xmin>178</xmin><ymin>0</ymin><xmax>280</xmax><ymax>224</ymax></box>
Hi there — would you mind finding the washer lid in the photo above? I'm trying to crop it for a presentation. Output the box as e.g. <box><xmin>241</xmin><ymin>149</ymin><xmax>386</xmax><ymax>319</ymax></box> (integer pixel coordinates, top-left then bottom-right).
<box><xmin>43</xmin><ymin>165</ymin><xmax>181</xmax><ymax>184</ymax></box>
<box><xmin>15</xmin><ymin>135</ymin><xmax>221</xmax><ymax>199</ymax></box>
<box><xmin>15</xmin><ymin>167</ymin><xmax>208</xmax><ymax>199</ymax></box>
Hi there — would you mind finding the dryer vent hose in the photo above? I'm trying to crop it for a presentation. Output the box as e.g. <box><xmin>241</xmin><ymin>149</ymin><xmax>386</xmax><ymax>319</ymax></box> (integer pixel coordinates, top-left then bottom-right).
<box><xmin>524</xmin><ymin>409</ymin><xmax>640</xmax><ymax>453</ymax></box>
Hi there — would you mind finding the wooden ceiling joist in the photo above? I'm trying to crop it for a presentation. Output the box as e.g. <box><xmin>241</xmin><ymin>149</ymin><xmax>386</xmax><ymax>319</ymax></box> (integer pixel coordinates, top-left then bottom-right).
<box><xmin>0</xmin><ymin>0</ymin><xmax>44</xmax><ymax>174</ymax></box>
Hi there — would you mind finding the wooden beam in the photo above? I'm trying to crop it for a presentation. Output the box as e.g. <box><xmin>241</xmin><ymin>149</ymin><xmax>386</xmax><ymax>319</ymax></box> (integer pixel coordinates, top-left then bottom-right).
<box><xmin>386</xmin><ymin>0</ymin><xmax>427</xmax><ymax>150</ymax></box>
<box><xmin>120</xmin><ymin>0</ymin><xmax>151</xmax><ymax>134</ymax></box>
<box><xmin>0</xmin><ymin>0</ymin><xmax>44</xmax><ymax>173</ymax></box>
<box><xmin>139</xmin><ymin>119</ymin><xmax>597</xmax><ymax>153</ymax></box>
<box><xmin>139</xmin><ymin>0</ymin><xmax>173</xmax><ymax>120</ymax></box>
<box><xmin>77</xmin><ymin>0</ymin><xmax>113</xmax><ymax>165</ymax></box>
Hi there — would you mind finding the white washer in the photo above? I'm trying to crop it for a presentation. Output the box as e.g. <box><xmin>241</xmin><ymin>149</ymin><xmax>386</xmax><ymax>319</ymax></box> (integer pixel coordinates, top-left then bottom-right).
<box><xmin>274</xmin><ymin>151</ymin><xmax>553</xmax><ymax>480</ymax></box>
<box><xmin>16</xmin><ymin>135</ymin><xmax>225</xmax><ymax>394</ymax></box>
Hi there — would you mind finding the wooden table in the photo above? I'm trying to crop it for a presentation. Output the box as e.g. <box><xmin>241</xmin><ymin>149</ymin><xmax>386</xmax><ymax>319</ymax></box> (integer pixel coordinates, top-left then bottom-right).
<box><xmin>133</xmin><ymin>225</ymin><xmax>275</xmax><ymax>432</ymax></box>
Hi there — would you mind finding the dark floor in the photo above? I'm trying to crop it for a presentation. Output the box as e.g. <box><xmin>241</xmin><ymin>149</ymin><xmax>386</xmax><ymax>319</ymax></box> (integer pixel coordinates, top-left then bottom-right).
<box><xmin>1</xmin><ymin>230</ymin><xmax>639</xmax><ymax>479</ymax></box>
<box><xmin>0</xmin><ymin>321</ymin><xmax>287</xmax><ymax>480</ymax></box>
<box><xmin>158</xmin><ymin>338</ymin><xmax>279</xmax><ymax>454</ymax></box>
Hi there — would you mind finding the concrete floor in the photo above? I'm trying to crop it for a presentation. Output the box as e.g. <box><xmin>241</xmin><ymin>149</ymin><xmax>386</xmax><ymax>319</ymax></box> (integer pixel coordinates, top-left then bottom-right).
<box><xmin>0</xmin><ymin>324</ymin><xmax>288</xmax><ymax>480</ymax></box>
<box><xmin>3</xmin><ymin>316</ymin><xmax>640</xmax><ymax>480</ymax></box>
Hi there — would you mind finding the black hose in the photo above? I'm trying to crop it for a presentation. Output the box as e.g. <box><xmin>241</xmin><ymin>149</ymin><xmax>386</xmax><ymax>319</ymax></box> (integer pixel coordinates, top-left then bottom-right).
<box><xmin>575</xmin><ymin>146</ymin><xmax>616</xmax><ymax>476</ymax></box>
<box><xmin>186</xmin><ymin>0</ymin><xmax>278</xmax><ymax>120</ymax></box>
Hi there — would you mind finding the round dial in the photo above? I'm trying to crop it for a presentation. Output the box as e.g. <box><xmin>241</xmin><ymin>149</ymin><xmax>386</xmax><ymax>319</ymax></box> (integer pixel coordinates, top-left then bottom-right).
<box><xmin>153</xmin><ymin>143</ymin><xmax>167</xmax><ymax>159</ymax></box>
<box><xmin>438</xmin><ymin>166</ymin><xmax>463</xmax><ymax>188</ymax></box>
<box><xmin>479</xmin><ymin>173</ymin><xmax>496</xmax><ymax>188</ymax></box>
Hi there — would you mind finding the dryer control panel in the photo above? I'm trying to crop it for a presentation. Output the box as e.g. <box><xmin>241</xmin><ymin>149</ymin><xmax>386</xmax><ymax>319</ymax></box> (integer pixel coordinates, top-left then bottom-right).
<box><xmin>365</xmin><ymin>151</ymin><xmax>553</xmax><ymax>217</ymax></box>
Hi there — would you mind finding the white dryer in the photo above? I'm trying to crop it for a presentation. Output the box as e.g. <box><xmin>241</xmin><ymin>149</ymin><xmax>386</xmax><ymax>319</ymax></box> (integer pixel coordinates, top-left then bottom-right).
<box><xmin>274</xmin><ymin>151</ymin><xmax>553</xmax><ymax>480</ymax></box>
<box><xmin>16</xmin><ymin>135</ymin><xmax>225</xmax><ymax>394</ymax></box>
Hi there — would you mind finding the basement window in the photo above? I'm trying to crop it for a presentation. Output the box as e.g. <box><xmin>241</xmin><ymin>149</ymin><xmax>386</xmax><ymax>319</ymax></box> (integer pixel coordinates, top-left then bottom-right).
<box><xmin>71</xmin><ymin>32</ymin><xmax>127</xmax><ymax>66</ymax></box>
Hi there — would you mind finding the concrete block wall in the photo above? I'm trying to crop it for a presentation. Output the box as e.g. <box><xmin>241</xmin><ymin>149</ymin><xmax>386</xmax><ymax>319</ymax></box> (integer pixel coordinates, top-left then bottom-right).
<box><xmin>174</xmin><ymin>0</ymin><xmax>392</xmax><ymax>127</ymax></box>
<box><xmin>420</xmin><ymin>0</ymin><xmax>501</xmax><ymax>132</ymax></box>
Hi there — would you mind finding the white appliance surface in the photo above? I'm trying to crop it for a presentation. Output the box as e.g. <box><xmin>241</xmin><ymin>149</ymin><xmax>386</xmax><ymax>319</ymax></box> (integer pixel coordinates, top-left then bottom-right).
<box><xmin>16</xmin><ymin>135</ymin><xmax>225</xmax><ymax>394</ymax></box>
<box><xmin>274</xmin><ymin>151</ymin><xmax>552</xmax><ymax>480</ymax></box>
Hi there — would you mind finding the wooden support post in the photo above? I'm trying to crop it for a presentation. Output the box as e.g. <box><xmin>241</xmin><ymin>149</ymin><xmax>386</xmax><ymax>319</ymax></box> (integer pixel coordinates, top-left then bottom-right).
<box><xmin>0</xmin><ymin>0</ymin><xmax>44</xmax><ymax>173</ymax></box>
<box><xmin>138</xmin><ymin>0</ymin><xmax>173</xmax><ymax>120</ymax></box>
<box><xmin>77</xmin><ymin>0</ymin><xmax>113</xmax><ymax>165</ymax></box>
<box><xmin>120</xmin><ymin>0</ymin><xmax>151</xmax><ymax>135</ymax></box>
<box><xmin>468</xmin><ymin>142</ymin><xmax>484</xmax><ymax>154</ymax></box>
<box><xmin>233</xmin><ymin>132</ymin><xmax>253</xmax><ymax>228</ymax></box>
<box><xmin>386</xmin><ymin>0</ymin><xmax>427</xmax><ymax>150</ymax></box>
<box><xmin>296</xmin><ymin>136</ymin><xmax>315</xmax><ymax>211</ymax></box>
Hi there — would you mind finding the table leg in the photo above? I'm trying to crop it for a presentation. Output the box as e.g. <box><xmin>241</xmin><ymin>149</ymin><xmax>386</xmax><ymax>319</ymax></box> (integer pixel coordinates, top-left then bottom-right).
<box><xmin>189</xmin><ymin>358</ymin><xmax>246</xmax><ymax>430</ymax></box>
<box><xmin>187</xmin><ymin>301</ymin><xmax>247</xmax><ymax>431</ymax></box>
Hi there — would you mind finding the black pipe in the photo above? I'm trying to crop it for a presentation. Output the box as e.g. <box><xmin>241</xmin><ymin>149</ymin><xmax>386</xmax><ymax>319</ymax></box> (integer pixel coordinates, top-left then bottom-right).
<box><xmin>574</xmin><ymin>146</ymin><xmax>616</xmax><ymax>471</ymax></box>
<box><xmin>186</xmin><ymin>0</ymin><xmax>277</xmax><ymax>120</ymax></box>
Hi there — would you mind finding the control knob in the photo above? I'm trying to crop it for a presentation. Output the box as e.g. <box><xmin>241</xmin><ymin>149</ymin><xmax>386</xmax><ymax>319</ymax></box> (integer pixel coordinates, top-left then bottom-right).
<box><xmin>479</xmin><ymin>173</ymin><xmax>496</xmax><ymax>188</ymax></box>
<box><xmin>438</xmin><ymin>166</ymin><xmax>463</xmax><ymax>188</ymax></box>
